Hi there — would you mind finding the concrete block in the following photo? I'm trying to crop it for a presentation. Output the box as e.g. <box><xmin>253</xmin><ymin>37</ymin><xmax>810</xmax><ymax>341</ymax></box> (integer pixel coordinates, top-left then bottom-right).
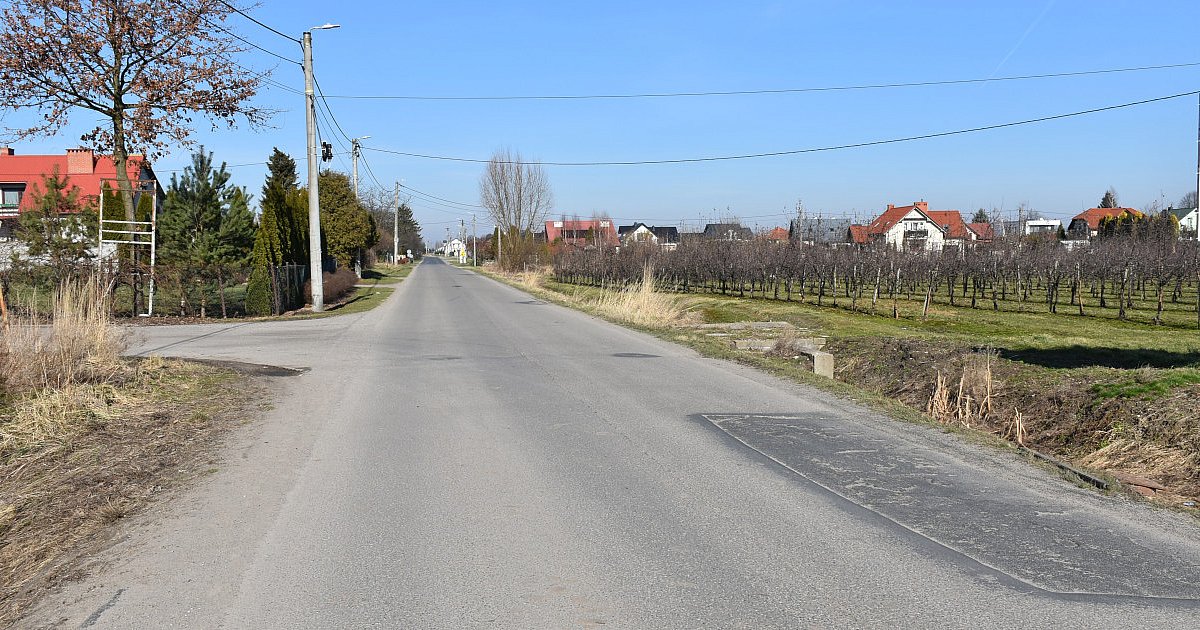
<box><xmin>809</xmin><ymin>350</ymin><xmax>834</xmax><ymax>378</ymax></box>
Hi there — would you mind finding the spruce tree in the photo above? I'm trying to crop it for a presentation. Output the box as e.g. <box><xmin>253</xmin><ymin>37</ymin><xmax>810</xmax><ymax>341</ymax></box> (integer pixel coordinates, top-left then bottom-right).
<box><xmin>158</xmin><ymin>148</ymin><xmax>255</xmax><ymax>316</ymax></box>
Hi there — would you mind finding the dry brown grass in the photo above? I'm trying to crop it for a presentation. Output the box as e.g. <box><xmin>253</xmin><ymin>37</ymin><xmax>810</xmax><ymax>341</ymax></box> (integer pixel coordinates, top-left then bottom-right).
<box><xmin>587</xmin><ymin>267</ymin><xmax>697</xmax><ymax>328</ymax></box>
<box><xmin>0</xmin><ymin>359</ymin><xmax>256</xmax><ymax>627</ymax></box>
<box><xmin>0</xmin><ymin>276</ymin><xmax>261</xmax><ymax>626</ymax></box>
<box><xmin>0</xmin><ymin>276</ymin><xmax>127</xmax><ymax>396</ymax></box>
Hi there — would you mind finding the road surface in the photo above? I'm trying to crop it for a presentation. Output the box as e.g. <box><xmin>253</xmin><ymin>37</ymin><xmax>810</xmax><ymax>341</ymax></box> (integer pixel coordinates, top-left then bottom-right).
<box><xmin>25</xmin><ymin>257</ymin><xmax>1200</xmax><ymax>628</ymax></box>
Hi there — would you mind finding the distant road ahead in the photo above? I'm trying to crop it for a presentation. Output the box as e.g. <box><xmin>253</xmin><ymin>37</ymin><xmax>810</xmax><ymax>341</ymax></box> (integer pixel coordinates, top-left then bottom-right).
<box><xmin>27</xmin><ymin>257</ymin><xmax>1200</xmax><ymax>629</ymax></box>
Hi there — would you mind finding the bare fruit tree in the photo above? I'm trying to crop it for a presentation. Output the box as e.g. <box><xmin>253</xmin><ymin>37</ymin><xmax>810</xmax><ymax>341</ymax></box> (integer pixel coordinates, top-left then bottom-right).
<box><xmin>479</xmin><ymin>148</ymin><xmax>554</xmax><ymax>236</ymax></box>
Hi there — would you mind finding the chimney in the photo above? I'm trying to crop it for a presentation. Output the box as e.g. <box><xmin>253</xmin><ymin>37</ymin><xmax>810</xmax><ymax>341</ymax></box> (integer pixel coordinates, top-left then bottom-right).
<box><xmin>0</xmin><ymin>146</ymin><xmax>13</xmax><ymax>157</ymax></box>
<box><xmin>66</xmin><ymin>147</ymin><xmax>94</xmax><ymax>175</ymax></box>
<box><xmin>915</xmin><ymin>201</ymin><xmax>928</xmax><ymax>212</ymax></box>
<box><xmin>887</xmin><ymin>204</ymin><xmax>894</xmax><ymax>211</ymax></box>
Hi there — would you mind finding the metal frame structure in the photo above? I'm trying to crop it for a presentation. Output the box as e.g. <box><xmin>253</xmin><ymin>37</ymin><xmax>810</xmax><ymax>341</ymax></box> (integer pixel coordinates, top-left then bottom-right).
<box><xmin>98</xmin><ymin>178</ymin><xmax>157</xmax><ymax>317</ymax></box>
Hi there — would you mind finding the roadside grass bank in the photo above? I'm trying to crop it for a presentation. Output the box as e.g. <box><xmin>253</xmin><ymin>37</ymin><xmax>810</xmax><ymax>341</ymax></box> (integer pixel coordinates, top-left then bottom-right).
<box><xmin>478</xmin><ymin>265</ymin><xmax>1200</xmax><ymax>511</ymax></box>
<box><xmin>0</xmin><ymin>279</ymin><xmax>263</xmax><ymax>627</ymax></box>
<box><xmin>359</xmin><ymin>262</ymin><xmax>416</xmax><ymax>286</ymax></box>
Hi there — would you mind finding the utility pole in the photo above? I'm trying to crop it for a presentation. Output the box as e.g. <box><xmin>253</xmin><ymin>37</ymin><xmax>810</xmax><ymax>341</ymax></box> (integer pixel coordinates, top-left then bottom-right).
<box><xmin>459</xmin><ymin>218</ymin><xmax>466</xmax><ymax>264</ymax></box>
<box><xmin>471</xmin><ymin>213</ymin><xmax>477</xmax><ymax>266</ymax></box>
<box><xmin>393</xmin><ymin>181</ymin><xmax>400</xmax><ymax>264</ymax></box>
<box><xmin>303</xmin><ymin>26</ymin><xmax>340</xmax><ymax>313</ymax></box>
<box><xmin>351</xmin><ymin>136</ymin><xmax>370</xmax><ymax>198</ymax></box>
<box><xmin>1195</xmin><ymin>93</ymin><xmax>1199</xmax><ymax>239</ymax></box>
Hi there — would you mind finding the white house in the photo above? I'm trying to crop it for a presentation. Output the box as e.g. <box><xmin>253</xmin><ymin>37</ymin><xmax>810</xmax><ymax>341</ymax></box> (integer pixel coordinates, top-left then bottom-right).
<box><xmin>441</xmin><ymin>238</ymin><xmax>465</xmax><ymax>257</ymax></box>
<box><xmin>851</xmin><ymin>202</ymin><xmax>946</xmax><ymax>251</ymax></box>
<box><xmin>1167</xmin><ymin>207</ymin><xmax>1199</xmax><ymax>239</ymax></box>
<box><xmin>1024</xmin><ymin>218</ymin><xmax>1062</xmax><ymax>236</ymax></box>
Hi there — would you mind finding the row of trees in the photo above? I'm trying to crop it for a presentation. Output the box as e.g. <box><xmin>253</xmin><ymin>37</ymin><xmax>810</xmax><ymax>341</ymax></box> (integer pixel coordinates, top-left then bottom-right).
<box><xmin>8</xmin><ymin>146</ymin><xmax>391</xmax><ymax>317</ymax></box>
<box><xmin>554</xmin><ymin>228</ymin><xmax>1200</xmax><ymax>327</ymax></box>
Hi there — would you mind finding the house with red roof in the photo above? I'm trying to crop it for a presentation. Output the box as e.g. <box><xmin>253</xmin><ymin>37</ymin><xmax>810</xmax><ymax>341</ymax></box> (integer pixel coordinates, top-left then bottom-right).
<box><xmin>848</xmin><ymin>201</ymin><xmax>983</xmax><ymax>251</ymax></box>
<box><xmin>545</xmin><ymin>218</ymin><xmax>618</xmax><ymax>248</ymax></box>
<box><xmin>967</xmin><ymin>222</ymin><xmax>995</xmax><ymax>242</ymax></box>
<box><xmin>761</xmin><ymin>226</ymin><xmax>789</xmax><ymax>242</ymax></box>
<box><xmin>1067</xmin><ymin>207</ymin><xmax>1145</xmax><ymax>239</ymax></box>
<box><xmin>848</xmin><ymin>202</ymin><xmax>943</xmax><ymax>251</ymax></box>
<box><xmin>0</xmin><ymin>146</ymin><xmax>160</xmax><ymax>238</ymax></box>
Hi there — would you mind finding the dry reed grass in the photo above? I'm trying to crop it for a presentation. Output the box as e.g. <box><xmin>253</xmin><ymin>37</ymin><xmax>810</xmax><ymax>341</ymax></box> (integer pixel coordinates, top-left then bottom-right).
<box><xmin>0</xmin><ymin>275</ymin><xmax>127</xmax><ymax>396</ymax></box>
<box><xmin>589</xmin><ymin>267</ymin><xmax>696</xmax><ymax>328</ymax></box>
<box><xmin>926</xmin><ymin>351</ymin><xmax>996</xmax><ymax>428</ymax></box>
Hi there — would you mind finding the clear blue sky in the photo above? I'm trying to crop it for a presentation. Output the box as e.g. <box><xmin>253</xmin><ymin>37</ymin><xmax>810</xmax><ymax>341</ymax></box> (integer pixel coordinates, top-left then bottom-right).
<box><xmin>7</xmin><ymin>0</ymin><xmax>1200</xmax><ymax>236</ymax></box>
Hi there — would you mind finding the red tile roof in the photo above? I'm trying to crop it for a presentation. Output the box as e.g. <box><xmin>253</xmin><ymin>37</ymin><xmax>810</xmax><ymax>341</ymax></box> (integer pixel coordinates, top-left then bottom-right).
<box><xmin>848</xmin><ymin>224</ymin><xmax>869</xmax><ymax>245</ymax></box>
<box><xmin>967</xmin><ymin>222</ymin><xmax>994</xmax><ymax>241</ymax></box>
<box><xmin>926</xmin><ymin>210</ymin><xmax>972</xmax><ymax>240</ymax></box>
<box><xmin>1070</xmin><ymin>207</ymin><xmax>1144</xmax><ymax>231</ymax></box>
<box><xmin>0</xmin><ymin>147</ymin><xmax>154</xmax><ymax>213</ymax></box>
<box><xmin>763</xmin><ymin>226</ymin><xmax>789</xmax><ymax>241</ymax></box>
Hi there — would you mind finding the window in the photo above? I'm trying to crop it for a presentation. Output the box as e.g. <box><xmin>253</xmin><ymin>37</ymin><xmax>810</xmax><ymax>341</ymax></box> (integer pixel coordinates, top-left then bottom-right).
<box><xmin>0</xmin><ymin>183</ymin><xmax>24</xmax><ymax>209</ymax></box>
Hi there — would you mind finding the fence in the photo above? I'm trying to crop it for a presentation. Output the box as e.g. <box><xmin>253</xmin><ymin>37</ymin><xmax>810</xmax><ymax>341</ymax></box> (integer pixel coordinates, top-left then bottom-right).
<box><xmin>265</xmin><ymin>263</ymin><xmax>308</xmax><ymax>315</ymax></box>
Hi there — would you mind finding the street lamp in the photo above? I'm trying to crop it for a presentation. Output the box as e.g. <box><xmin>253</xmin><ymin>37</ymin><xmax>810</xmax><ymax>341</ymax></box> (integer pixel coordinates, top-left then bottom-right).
<box><xmin>351</xmin><ymin>135</ymin><xmax>371</xmax><ymax>198</ymax></box>
<box><xmin>303</xmin><ymin>23</ymin><xmax>339</xmax><ymax>312</ymax></box>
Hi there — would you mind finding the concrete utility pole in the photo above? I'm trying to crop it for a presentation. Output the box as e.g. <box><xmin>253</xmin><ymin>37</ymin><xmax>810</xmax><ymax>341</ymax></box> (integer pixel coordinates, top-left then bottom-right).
<box><xmin>351</xmin><ymin>136</ymin><xmax>370</xmax><ymax>198</ymax></box>
<box><xmin>304</xmin><ymin>24</ymin><xmax>340</xmax><ymax>313</ymax></box>
<box><xmin>1195</xmin><ymin>93</ymin><xmax>1199</xmax><ymax>239</ymax></box>
<box><xmin>471</xmin><ymin>213</ymin><xmax>477</xmax><ymax>266</ymax></box>
<box><xmin>393</xmin><ymin>181</ymin><xmax>400</xmax><ymax>263</ymax></box>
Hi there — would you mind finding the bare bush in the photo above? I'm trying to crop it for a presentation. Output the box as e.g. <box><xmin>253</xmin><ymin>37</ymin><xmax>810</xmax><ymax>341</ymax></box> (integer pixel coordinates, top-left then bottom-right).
<box><xmin>303</xmin><ymin>268</ymin><xmax>359</xmax><ymax>306</ymax></box>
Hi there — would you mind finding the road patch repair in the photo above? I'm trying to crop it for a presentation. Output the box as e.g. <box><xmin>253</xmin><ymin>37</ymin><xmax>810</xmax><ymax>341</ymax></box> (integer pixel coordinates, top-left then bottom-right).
<box><xmin>699</xmin><ymin>412</ymin><xmax>1200</xmax><ymax>604</ymax></box>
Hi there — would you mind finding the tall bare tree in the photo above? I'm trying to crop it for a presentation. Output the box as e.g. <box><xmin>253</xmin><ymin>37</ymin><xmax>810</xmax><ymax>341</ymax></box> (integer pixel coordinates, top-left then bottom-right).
<box><xmin>479</xmin><ymin>148</ymin><xmax>554</xmax><ymax>236</ymax></box>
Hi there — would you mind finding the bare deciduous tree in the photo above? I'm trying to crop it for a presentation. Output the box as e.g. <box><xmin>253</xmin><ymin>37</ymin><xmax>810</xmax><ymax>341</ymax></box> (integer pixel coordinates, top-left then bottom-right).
<box><xmin>0</xmin><ymin>0</ymin><xmax>270</xmax><ymax>216</ymax></box>
<box><xmin>479</xmin><ymin>148</ymin><xmax>554</xmax><ymax>236</ymax></box>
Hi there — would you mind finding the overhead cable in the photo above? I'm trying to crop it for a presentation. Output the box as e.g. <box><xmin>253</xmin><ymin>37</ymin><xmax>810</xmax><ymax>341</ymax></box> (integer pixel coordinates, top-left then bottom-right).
<box><xmin>217</xmin><ymin>0</ymin><xmax>299</xmax><ymax>43</ymax></box>
<box><xmin>362</xmin><ymin>90</ymin><xmax>1200</xmax><ymax>166</ymax></box>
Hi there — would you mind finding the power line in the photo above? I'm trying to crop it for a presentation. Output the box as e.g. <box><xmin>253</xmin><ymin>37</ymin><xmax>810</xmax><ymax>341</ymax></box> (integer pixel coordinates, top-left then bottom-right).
<box><xmin>217</xmin><ymin>0</ymin><xmax>299</xmax><ymax>43</ymax></box>
<box><xmin>204</xmin><ymin>16</ymin><xmax>301</xmax><ymax>65</ymax></box>
<box><xmin>314</xmin><ymin>61</ymin><xmax>1200</xmax><ymax>101</ymax></box>
<box><xmin>399</xmin><ymin>183</ymin><xmax>484</xmax><ymax>209</ymax></box>
<box><xmin>362</xmin><ymin>90</ymin><xmax>1200</xmax><ymax>166</ymax></box>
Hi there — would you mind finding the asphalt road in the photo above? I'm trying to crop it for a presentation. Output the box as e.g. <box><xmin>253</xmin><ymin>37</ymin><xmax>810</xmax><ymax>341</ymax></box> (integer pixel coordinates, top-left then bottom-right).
<box><xmin>25</xmin><ymin>257</ymin><xmax>1200</xmax><ymax>629</ymax></box>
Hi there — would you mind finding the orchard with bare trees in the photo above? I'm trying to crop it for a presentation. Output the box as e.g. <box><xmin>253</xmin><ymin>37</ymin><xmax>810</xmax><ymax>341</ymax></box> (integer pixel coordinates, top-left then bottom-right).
<box><xmin>555</xmin><ymin>218</ymin><xmax>1200</xmax><ymax>328</ymax></box>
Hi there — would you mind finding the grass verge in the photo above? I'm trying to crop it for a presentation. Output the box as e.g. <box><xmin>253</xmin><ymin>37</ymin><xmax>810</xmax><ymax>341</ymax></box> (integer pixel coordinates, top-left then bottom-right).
<box><xmin>359</xmin><ymin>263</ymin><xmax>417</xmax><ymax>286</ymax></box>
<box><xmin>0</xmin><ymin>358</ymin><xmax>262</xmax><ymax>627</ymax></box>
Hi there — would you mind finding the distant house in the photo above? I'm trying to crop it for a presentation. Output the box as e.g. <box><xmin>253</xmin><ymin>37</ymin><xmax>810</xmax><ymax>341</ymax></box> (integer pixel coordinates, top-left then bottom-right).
<box><xmin>926</xmin><ymin>210</ymin><xmax>977</xmax><ymax>248</ymax></box>
<box><xmin>1024</xmin><ymin>218</ymin><xmax>1062</xmax><ymax>236</ymax></box>
<box><xmin>442</xmin><ymin>238</ymin><xmax>465</xmax><ymax>257</ymax></box>
<box><xmin>762</xmin><ymin>226</ymin><xmax>789</xmax><ymax>243</ymax></box>
<box><xmin>0</xmin><ymin>146</ymin><xmax>161</xmax><ymax>240</ymax></box>
<box><xmin>617</xmin><ymin>222</ymin><xmax>680</xmax><ymax>249</ymax></box>
<box><xmin>850</xmin><ymin>201</ymin><xmax>947</xmax><ymax>251</ymax></box>
<box><xmin>791</xmin><ymin>217</ymin><xmax>856</xmax><ymax>246</ymax></box>
<box><xmin>1068</xmin><ymin>207</ymin><xmax>1145</xmax><ymax>239</ymax></box>
<box><xmin>967</xmin><ymin>222</ymin><xmax>995</xmax><ymax>242</ymax></box>
<box><xmin>1165</xmin><ymin>206</ymin><xmax>1199</xmax><ymax>239</ymax></box>
<box><xmin>545</xmin><ymin>218</ymin><xmax>618</xmax><ymax>248</ymax></box>
<box><xmin>702</xmin><ymin>223</ymin><xmax>753</xmax><ymax>240</ymax></box>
